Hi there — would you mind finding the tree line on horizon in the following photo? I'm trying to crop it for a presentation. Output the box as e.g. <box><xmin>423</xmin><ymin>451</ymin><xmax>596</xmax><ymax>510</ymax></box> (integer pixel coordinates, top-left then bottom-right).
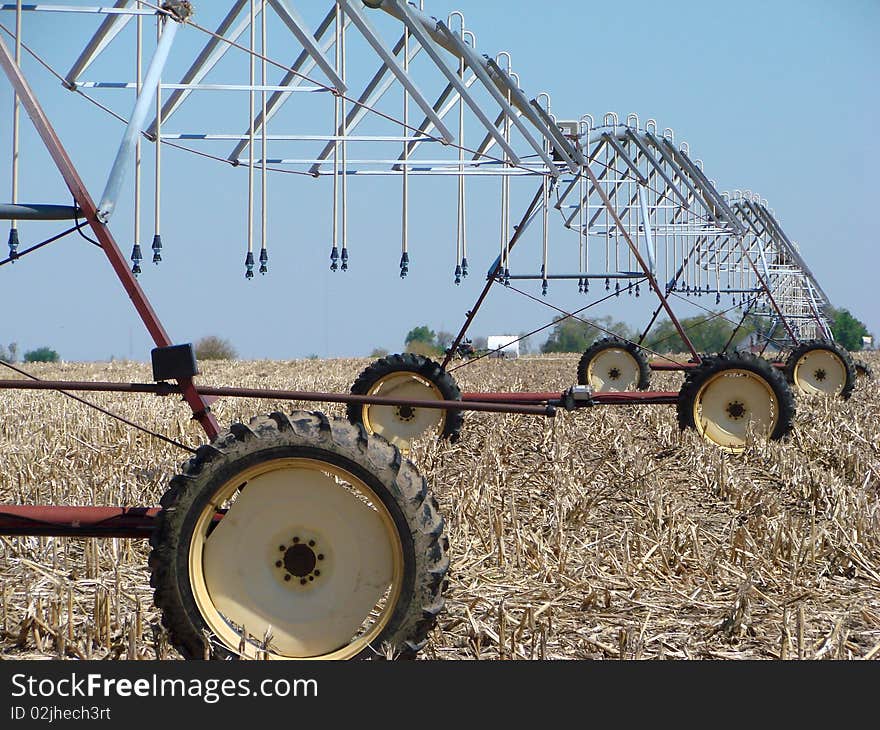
<box><xmin>393</xmin><ymin>306</ymin><xmax>873</xmax><ymax>359</ymax></box>
<box><xmin>1</xmin><ymin>307</ymin><xmax>870</xmax><ymax>364</ymax></box>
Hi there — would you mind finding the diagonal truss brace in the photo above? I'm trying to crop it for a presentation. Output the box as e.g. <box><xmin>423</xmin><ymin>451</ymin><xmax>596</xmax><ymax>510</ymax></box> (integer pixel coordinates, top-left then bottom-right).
<box><xmin>435</xmin><ymin>20</ymin><xmax>559</xmax><ymax>176</ymax></box>
<box><xmin>146</xmin><ymin>0</ymin><xmax>250</xmax><ymax>137</ymax></box>
<box><xmin>339</xmin><ymin>0</ymin><xmax>454</xmax><ymax>144</ymax></box>
<box><xmin>309</xmin><ymin>29</ymin><xmax>423</xmax><ymax>174</ymax></box>
<box><xmin>233</xmin><ymin>5</ymin><xmax>345</xmax><ymax>164</ymax></box>
<box><xmin>267</xmin><ymin>0</ymin><xmax>346</xmax><ymax>92</ymax></box>
<box><xmin>387</xmin><ymin>0</ymin><xmax>523</xmax><ymax>166</ymax></box>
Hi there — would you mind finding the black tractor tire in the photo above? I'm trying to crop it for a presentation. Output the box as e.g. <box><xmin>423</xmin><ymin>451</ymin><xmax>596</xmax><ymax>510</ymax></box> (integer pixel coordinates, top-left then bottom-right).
<box><xmin>348</xmin><ymin>353</ymin><xmax>464</xmax><ymax>443</ymax></box>
<box><xmin>576</xmin><ymin>337</ymin><xmax>651</xmax><ymax>390</ymax></box>
<box><xmin>783</xmin><ymin>340</ymin><xmax>856</xmax><ymax>400</ymax></box>
<box><xmin>854</xmin><ymin>360</ymin><xmax>873</xmax><ymax>380</ymax></box>
<box><xmin>677</xmin><ymin>352</ymin><xmax>796</xmax><ymax>447</ymax></box>
<box><xmin>149</xmin><ymin>410</ymin><xmax>448</xmax><ymax>660</ymax></box>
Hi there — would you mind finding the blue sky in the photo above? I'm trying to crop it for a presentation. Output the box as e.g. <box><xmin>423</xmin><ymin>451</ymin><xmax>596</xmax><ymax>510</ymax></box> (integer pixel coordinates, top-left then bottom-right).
<box><xmin>0</xmin><ymin>0</ymin><xmax>877</xmax><ymax>361</ymax></box>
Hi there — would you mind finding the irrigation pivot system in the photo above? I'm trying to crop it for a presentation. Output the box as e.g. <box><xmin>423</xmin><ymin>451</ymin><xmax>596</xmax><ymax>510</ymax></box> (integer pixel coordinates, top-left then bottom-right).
<box><xmin>0</xmin><ymin>0</ymin><xmax>842</xmax><ymax>660</ymax></box>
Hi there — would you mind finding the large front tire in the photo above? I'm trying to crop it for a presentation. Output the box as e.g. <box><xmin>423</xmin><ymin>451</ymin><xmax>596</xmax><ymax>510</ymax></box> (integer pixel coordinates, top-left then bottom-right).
<box><xmin>348</xmin><ymin>354</ymin><xmax>464</xmax><ymax>449</ymax></box>
<box><xmin>677</xmin><ymin>353</ymin><xmax>795</xmax><ymax>452</ymax></box>
<box><xmin>149</xmin><ymin>411</ymin><xmax>448</xmax><ymax>660</ymax></box>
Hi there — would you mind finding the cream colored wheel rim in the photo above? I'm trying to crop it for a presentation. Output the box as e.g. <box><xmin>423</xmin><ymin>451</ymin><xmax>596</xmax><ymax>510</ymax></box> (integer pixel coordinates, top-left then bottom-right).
<box><xmin>587</xmin><ymin>348</ymin><xmax>641</xmax><ymax>392</ymax></box>
<box><xmin>189</xmin><ymin>458</ymin><xmax>403</xmax><ymax>659</ymax></box>
<box><xmin>693</xmin><ymin>368</ymin><xmax>779</xmax><ymax>452</ymax></box>
<box><xmin>362</xmin><ymin>372</ymin><xmax>446</xmax><ymax>449</ymax></box>
<box><xmin>792</xmin><ymin>349</ymin><xmax>847</xmax><ymax>396</ymax></box>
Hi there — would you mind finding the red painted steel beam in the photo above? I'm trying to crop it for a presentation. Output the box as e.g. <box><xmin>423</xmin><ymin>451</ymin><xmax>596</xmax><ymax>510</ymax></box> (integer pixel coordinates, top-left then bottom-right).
<box><xmin>0</xmin><ymin>36</ymin><xmax>219</xmax><ymax>441</ymax></box>
<box><xmin>648</xmin><ymin>361</ymin><xmax>695</xmax><ymax>371</ymax></box>
<box><xmin>0</xmin><ymin>506</ymin><xmax>223</xmax><ymax>538</ymax></box>
<box><xmin>648</xmin><ymin>360</ymin><xmax>787</xmax><ymax>371</ymax></box>
<box><xmin>0</xmin><ymin>378</ymin><xmax>685</xmax><ymax>409</ymax></box>
<box><xmin>462</xmin><ymin>391</ymin><xmax>561</xmax><ymax>404</ymax></box>
<box><xmin>590</xmin><ymin>391</ymin><xmax>679</xmax><ymax>405</ymax></box>
<box><xmin>0</xmin><ymin>379</ymin><xmax>557</xmax><ymax>417</ymax></box>
<box><xmin>0</xmin><ymin>506</ymin><xmax>161</xmax><ymax>538</ymax></box>
<box><xmin>464</xmin><ymin>390</ymin><xmax>681</xmax><ymax>406</ymax></box>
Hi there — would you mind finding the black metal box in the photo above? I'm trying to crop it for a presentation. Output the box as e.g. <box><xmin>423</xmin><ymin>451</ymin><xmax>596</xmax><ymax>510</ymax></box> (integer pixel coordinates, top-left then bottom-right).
<box><xmin>151</xmin><ymin>343</ymin><xmax>199</xmax><ymax>382</ymax></box>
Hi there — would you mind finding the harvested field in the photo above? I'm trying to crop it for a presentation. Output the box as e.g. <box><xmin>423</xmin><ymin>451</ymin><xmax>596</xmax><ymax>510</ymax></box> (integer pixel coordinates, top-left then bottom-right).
<box><xmin>1</xmin><ymin>352</ymin><xmax>879</xmax><ymax>660</ymax></box>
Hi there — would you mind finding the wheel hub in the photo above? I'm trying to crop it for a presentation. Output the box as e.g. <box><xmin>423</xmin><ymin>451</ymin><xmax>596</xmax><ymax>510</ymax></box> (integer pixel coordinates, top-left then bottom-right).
<box><xmin>726</xmin><ymin>400</ymin><xmax>746</xmax><ymax>420</ymax></box>
<box><xmin>608</xmin><ymin>367</ymin><xmax>621</xmax><ymax>380</ymax></box>
<box><xmin>274</xmin><ymin>534</ymin><xmax>326</xmax><ymax>587</ymax></box>
<box><xmin>394</xmin><ymin>405</ymin><xmax>416</xmax><ymax>422</ymax></box>
<box><xmin>814</xmin><ymin>369</ymin><xmax>826</xmax><ymax>382</ymax></box>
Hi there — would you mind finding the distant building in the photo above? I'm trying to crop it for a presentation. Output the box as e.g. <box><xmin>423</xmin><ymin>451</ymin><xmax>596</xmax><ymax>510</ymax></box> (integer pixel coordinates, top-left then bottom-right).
<box><xmin>863</xmin><ymin>335</ymin><xmax>874</xmax><ymax>350</ymax></box>
<box><xmin>487</xmin><ymin>335</ymin><xmax>520</xmax><ymax>359</ymax></box>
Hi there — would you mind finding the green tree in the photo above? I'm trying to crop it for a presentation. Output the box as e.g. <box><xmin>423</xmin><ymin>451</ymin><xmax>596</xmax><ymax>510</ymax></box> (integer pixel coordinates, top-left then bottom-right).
<box><xmin>645</xmin><ymin>314</ymin><xmax>752</xmax><ymax>354</ymax></box>
<box><xmin>828</xmin><ymin>307</ymin><xmax>870</xmax><ymax>351</ymax></box>
<box><xmin>24</xmin><ymin>346</ymin><xmax>60</xmax><ymax>363</ymax></box>
<box><xmin>194</xmin><ymin>335</ymin><xmax>238</xmax><ymax>360</ymax></box>
<box><xmin>404</xmin><ymin>325</ymin><xmax>436</xmax><ymax>348</ymax></box>
<box><xmin>369</xmin><ymin>347</ymin><xmax>389</xmax><ymax>358</ymax></box>
<box><xmin>542</xmin><ymin>315</ymin><xmax>632</xmax><ymax>353</ymax></box>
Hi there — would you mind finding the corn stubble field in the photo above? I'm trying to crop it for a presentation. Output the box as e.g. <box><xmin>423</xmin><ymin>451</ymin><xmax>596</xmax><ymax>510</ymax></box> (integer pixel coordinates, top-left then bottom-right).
<box><xmin>0</xmin><ymin>352</ymin><xmax>878</xmax><ymax>660</ymax></box>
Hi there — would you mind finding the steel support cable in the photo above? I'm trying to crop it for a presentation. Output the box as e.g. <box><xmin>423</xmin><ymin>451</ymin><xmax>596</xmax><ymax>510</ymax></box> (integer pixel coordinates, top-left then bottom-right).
<box><xmin>0</xmin><ymin>224</ymin><xmax>85</xmax><ymax>266</ymax></box>
<box><xmin>668</xmin><ymin>291</ymin><xmax>789</xmax><ymax>351</ymax></box>
<box><xmin>644</xmin><ymin>293</ymin><xmax>764</xmax><ymax>352</ymax></box>
<box><xmin>447</xmin><ymin>278</ymin><xmax>648</xmax><ymax>373</ymax></box>
<box><xmin>0</xmin><ymin>360</ymin><xmax>196</xmax><ymax>453</ymax></box>
<box><xmin>498</xmin><ymin>280</ymin><xmax>710</xmax><ymax>368</ymax></box>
